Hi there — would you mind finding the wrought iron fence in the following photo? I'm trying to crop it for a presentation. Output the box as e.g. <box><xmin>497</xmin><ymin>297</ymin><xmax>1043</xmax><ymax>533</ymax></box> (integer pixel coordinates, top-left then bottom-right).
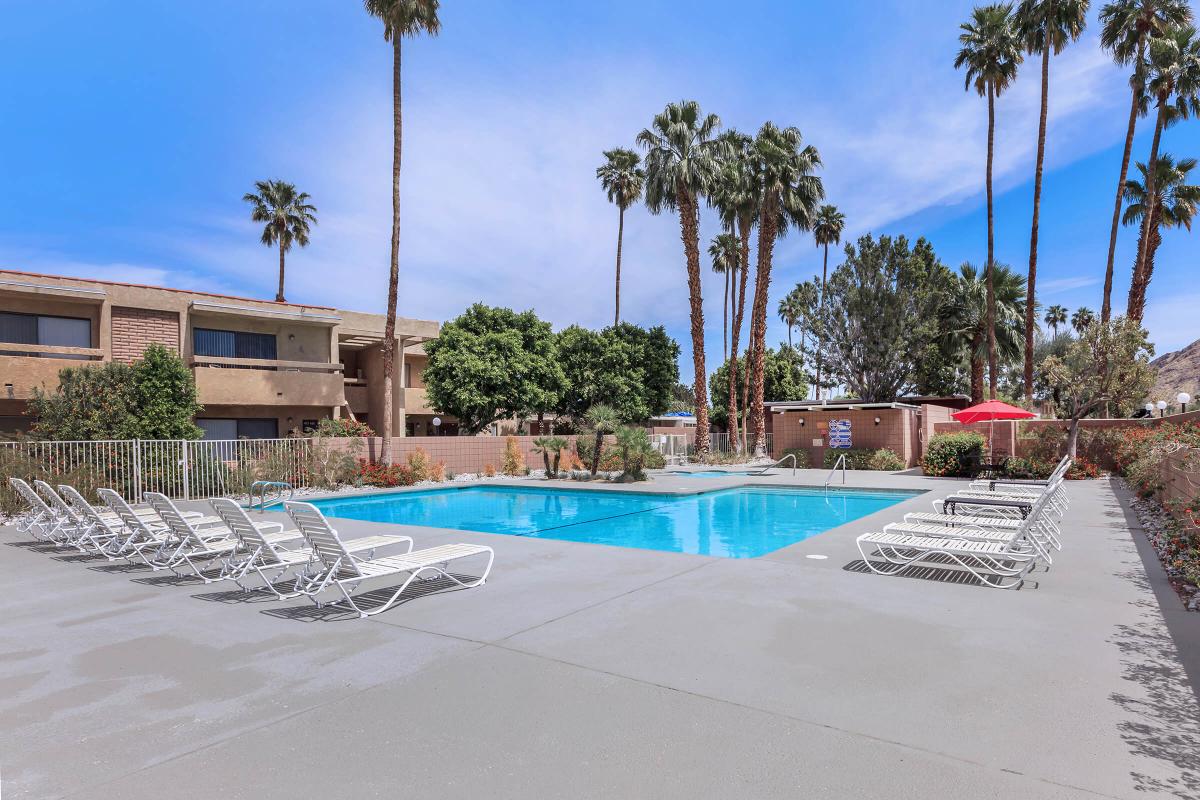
<box><xmin>706</xmin><ymin>432</ymin><xmax>773</xmax><ymax>455</ymax></box>
<box><xmin>0</xmin><ymin>437</ymin><xmax>311</xmax><ymax>502</ymax></box>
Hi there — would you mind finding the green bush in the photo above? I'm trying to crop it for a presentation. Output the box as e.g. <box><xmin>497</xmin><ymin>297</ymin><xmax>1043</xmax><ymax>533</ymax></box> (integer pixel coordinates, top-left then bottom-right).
<box><xmin>867</xmin><ymin>448</ymin><xmax>904</xmax><ymax>471</ymax></box>
<box><xmin>823</xmin><ymin>448</ymin><xmax>875</xmax><ymax>470</ymax></box>
<box><xmin>781</xmin><ymin>448</ymin><xmax>811</xmax><ymax>468</ymax></box>
<box><xmin>922</xmin><ymin>432</ymin><xmax>986</xmax><ymax>477</ymax></box>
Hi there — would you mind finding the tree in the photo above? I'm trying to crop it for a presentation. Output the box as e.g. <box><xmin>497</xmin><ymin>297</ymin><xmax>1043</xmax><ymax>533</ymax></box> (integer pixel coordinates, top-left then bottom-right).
<box><xmin>1128</xmin><ymin>24</ymin><xmax>1200</xmax><ymax>322</ymax></box>
<box><xmin>596</xmin><ymin>147</ymin><xmax>645</xmax><ymax>326</ymax></box>
<box><xmin>708</xmin><ymin>233</ymin><xmax>739</xmax><ymax>361</ymax></box>
<box><xmin>956</xmin><ymin>4</ymin><xmax>1023</xmax><ymax>400</ymax></box>
<box><xmin>242</xmin><ymin>180</ymin><xmax>317</xmax><ymax>304</ymax></box>
<box><xmin>1041</xmin><ymin>317</ymin><xmax>1155</xmax><ymax>455</ymax></box>
<box><xmin>811</xmin><ymin>204</ymin><xmax>845</xmax><ymax>400</ymax></box>
<box><xmin>1098</xmin><ymin>0</ymin><xmax>1192</xmax><ymax>323</ymax></box>
<box><xmin>556</xmin><ymin>323</ymin><xmax>679</xmax><ymax>423</ymax></box>
<box><xmin>637</xmin><ymin>100</ymin><xmax>722</xmax><ymax>456</ymax></box>
<box><xmin>532</xmin><ymin>435</ymin><xmax>569</xmax><ymax>478</ymax></box>
<box><xmin>943</xmin><ymin>262</ymin><xmax>1027</xmax><ymax>403</ymax></box>
<box><xmin>1044</xmin><ymin>304</ymin><xmax>1068</xmax><ymax>336</ymax></box>
<box><xmin>1071</xmin><ymin>306</ymin><xmax>1096</xmax><ymax>333</ymax></box>
<box><xmin>1014</xmin><ymin>0</ymin><xmax>1088</xmax><ymax>402</ymax></box>
<box><xmin>363</xmin><ymin>0</ymin><xmax>441</xmax><ymax>463</ymax></box>
<box><xmin>29</xmin><ymin>344</ymin><xmax>203</xmax><ymax>441</ymax></box>
<box><xmin>777</xmin><ymin>290</ymin><xmax>802</xmax><ymax>350</ymax></box>
<box><xmin>747</xmin><ymin>122</ymin><xmax>824</xmax><ymax>456</ymax></box>
<box><xmin>422</xmin><ymin>304</ymin><xmax>564</xmax><ymax>434</ymax></box>
<box><xmin>811</xmin><ymin>235</ymin><xmax>946</xmax><ymax>402</ymax></box>
<box><xmin>584</xmin><ymin>403</ymin><xmax>620</xmax><ymax>476</ymax></box>
<box><xmin>1123</xmin><ymin>153</ymin><xmax>1200</xmax><ymax>319</ymax></box>
<box><xmin>710</xmin><ymin>346</ymin><xmax>808</xmax><ymax>428</ymax></box>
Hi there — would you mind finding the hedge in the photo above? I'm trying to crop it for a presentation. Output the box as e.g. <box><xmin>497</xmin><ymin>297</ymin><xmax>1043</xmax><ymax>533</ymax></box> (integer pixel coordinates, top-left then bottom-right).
<box><xmin>921</xmin><ymin>432</ymin><xmax>986</xmax><ymax>477</ymax></box>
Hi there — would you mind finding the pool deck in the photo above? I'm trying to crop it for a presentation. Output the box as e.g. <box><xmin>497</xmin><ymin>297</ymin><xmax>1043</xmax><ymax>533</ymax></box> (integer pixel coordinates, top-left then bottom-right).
<box><xmin>2</xmin><ymin>471</ymin><xmax>1198</xmax><ymax>798</ymax></box>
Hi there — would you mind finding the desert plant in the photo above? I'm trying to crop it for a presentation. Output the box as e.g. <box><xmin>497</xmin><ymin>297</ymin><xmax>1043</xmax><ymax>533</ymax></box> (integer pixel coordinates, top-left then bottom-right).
<box><xmin>780</xmin><ymin>447</ymin><xmax>812</xmax><ymax>468</ymax></box>
<box><xmin>867</xmin><ymin>448</ymin><xmax>905</xmax><ymax>471</ymax></box>
<box><xmin>482</xmin><ymin>463</ymin><xmax>497</xmax><ymax>478</ymax></box>
<box><xmin>500</xmin><ymin>437</ymin><xmax>526</xmax><ymax>477</ymax></box>
<box><xmin>922</xmin><ymin>432</ymin><xmax>987</xmax><ymax>477</ymax></box>
<box><xmin>429</xmin><ymin>461</ymin><xmax>446</xmax><ymax>482</ymax></box>
<box><xmin>315</xmin><ymin>417</ymin><xmax>375</xmax><ymax>438</ymax></box>
<box><xmin>613</xmin><ymin>426</ymin><xmax>656</xmax><ymax>482</ymax></box>
<box><xmin>532</xmin><ymin>435</ymin><xmax>569</xmax><ymax>478</ymax></box>
<box><xmin>406</xmin><ymin>447</ymin><xmax>432</xmax><ymax>482</ymax></box>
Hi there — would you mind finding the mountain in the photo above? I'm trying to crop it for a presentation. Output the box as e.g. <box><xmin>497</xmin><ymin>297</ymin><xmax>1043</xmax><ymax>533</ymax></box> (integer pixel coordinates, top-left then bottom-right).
<box><xmin>1150</xmin><ymin>338</ymin><xmax>1200</xmax><ymax>401</ymax></box>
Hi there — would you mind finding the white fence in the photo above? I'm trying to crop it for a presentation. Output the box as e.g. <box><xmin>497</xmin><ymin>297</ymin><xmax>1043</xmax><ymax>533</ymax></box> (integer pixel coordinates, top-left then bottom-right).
<box><xmin>0</xmin><ymin>438</ymin><xmax>311</xmax><ymax>501</ymax></box>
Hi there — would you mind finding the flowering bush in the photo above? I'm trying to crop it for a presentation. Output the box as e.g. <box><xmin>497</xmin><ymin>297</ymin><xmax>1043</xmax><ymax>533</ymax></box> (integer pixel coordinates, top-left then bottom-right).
<box><xmin>316</xmin><ymin>418</ymin><xmax>375</xmax><ymax>438</ymax></box>
<box><xmin>406</xmin><ymin>447</ymin><xmax>431</xmax><ymax>482</ymax></box>
<box><xmin>501</xmin><ymin>437</ymin><xmax>526</xmax><ymax>476</ymax></box>
<box><xmin>357</xmin><ymin>459</ymin><xmax>416</xmax><ymax>488</ymax></box>
<box><xmin>867</xmin><ymin>448</ymin><xmax>905</xmax><ymax>471</ymax></box>
<box><xmin>922</xmin><ymin>432</ymin><xmax>985</xmax><ymax>477</ymax></box>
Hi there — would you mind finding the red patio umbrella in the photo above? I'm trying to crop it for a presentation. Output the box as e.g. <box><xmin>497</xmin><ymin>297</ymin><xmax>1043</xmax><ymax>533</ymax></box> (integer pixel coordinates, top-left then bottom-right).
<box><xmin>951</xmin><ymin>400</ymin><xmax>1036</xmax><ymax>461</ymax></box>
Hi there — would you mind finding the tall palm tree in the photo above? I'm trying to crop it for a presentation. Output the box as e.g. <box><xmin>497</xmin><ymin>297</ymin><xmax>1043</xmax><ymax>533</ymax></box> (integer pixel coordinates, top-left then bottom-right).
<box><xmin>242</xmin><ymin>180</ymin><xmax>317</xmax><ymax>303</ymax></box>
<box><xmin>955</xmin><ymin>4</ymin><xmax>1023</xmax><ymax>400</ymax></box>
<box><xmin>746</xmin><ymin>123</ymin><xmax>823</xmax><ymax>457</ymax></box>
<box><xmin>709</xmin><ymin>233</ymin><xmax>739</xmax><ymax>361</ymax></box>
<box><xmin>1014</xmin><ymin>0</ymin><xmax>1088</xmax><ymax>402</ymax></box>
<box><xmin>810</xmin><ymin>204</ymin><xmax>845</xmax><ymax>400</ymax></box>
<box><xmin>1098</xmin><ymin>0</ymin><xmax>1193</xmax><ymax>323</ymax></box>
<box><xmin>638</xmin><ymin>100</ymin><xmax>723</xmax><ymax>457</ymax></box>
<box><xmin>777</xmin><ymin>291</ymin><xmax>802</xmax><ymax>350</ymax></box>
<box><xmin>596</xmin><ymin>148</ymin><xmax>646</xmax><ymax>326</ymax></box>
<box><xmin>1128</xmin><ymin>25</ymin><xmax>1200</xmax><ymax>321</ymax></box>
<box><xmin>1044</xmin><ymin>304</ymin><xmax>1068</xmax><ymax>336</ymax></box>
<box><xmin>944</xmin><ymin>262</ymin><xmax>1027</xmax><ymax>403</ymax></box>
<box><xmin>708</xmin><ymin>130</ymin><xmax>757</xmax><ymax>455</ymax></box>
<box><xmin>363</xmin><ymin>0</ymin><xmax>441</xmax><ymax>463</ymax></box>
<box><xmin>1071</xmin><ymin>306</ymin><xmax>1096</xmax><ymax>332</ymax></box>
<box><xmin>1123</xmin><ymin>154</ymin><xmax>1200</xmax><ymax>318</ymax></box>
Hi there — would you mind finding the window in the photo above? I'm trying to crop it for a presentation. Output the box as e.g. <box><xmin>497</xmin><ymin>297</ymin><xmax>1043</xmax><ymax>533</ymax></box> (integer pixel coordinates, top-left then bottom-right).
<box><xmin>197</xmin><ymin>418</ymin><xmax>279</xmax><ymax>440</ymax></box>
<box><xmin>193</xmin><ymin>328</ymin><xmax>277</xmax><ymax>360</ymax></box>
<box><xmin>0</xmin><ymin>311</ymin><xmax>91</xmax><ymax>352</ymax></box>
<box><xmin>403</xmin><ymin>363</ymin><xmax>411</xmax><ymax>388</ymax></box>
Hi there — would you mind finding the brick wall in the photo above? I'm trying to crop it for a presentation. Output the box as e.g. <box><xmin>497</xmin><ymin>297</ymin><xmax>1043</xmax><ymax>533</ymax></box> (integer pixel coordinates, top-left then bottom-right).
<box><xmin>770</xmin><ymin>407</ymin><xmax>920</xmax><ymax>467</ymax></box>
<box><xmin>111</xmin><ymin>306</ymin><xmax>180</xmax><ymax>363</ymax></box>
<box><xmin>327</xmin><ymin>434</ymin><xmax>621</xmax><ymax>475</ymax></box>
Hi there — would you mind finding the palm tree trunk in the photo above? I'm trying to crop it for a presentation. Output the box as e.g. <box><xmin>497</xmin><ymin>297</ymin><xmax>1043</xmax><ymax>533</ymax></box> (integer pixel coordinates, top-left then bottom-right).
<box><xmin>1024</xmin><ymin>46</ymin><xmax>1049</xmax><ymax>403</ymax></box>
<box><xmin>815</xmin><ymin>241</ymin><xmax>829</xmax><ymax>401</ymax></box>
<box><xmin>276</xmin><ymin>239</ymin><xmax>287</xmax><ymax>303</ymax></box>
<box><xmin>749</xmin><ymin>194</ymin><xmax>778</xmax><ymax>457</ymax></box>
<box><xmin>986</xmin><ymin>84</ymin><xmax>998</xmax><ymax>401</ymax></box>
<box><xmin>677</xmin><ymin>189</ymin><xmax>710</xmax><ymax>457</ymax></box>
<box><xmin>1102</xmin><ymin>68</ymin><xmax>1143</xmax><ymax>323</ymax></box>
<box><xmin>614</xmin><ymin>205</ymin><xmax>624</xmax><ymax>327</ymax></box>
<box><xmin>722</xmin><ymin>263</ymin><xmax>729</xmax><ymax>362</ymax></box>
<box><xmin>970</xmin><ymin>332</ymin><xmax>984</xmax><ymax>405</ymax></box>
<box><xmin>1128</xmin><ymin>206</ymin><xmax>1163</xmax><ymax>321</ymax></box>
<box><xmin>1128</xmin><ymin>99</ymin><xmax>1167</xmax><ymax>323</ymax></box>
<box><xmin>380</xmin><ymin>36</ymin><xmax>403</xmax><ymax>465</ymax></box>
<box><xmin>728</xmin><ymin>215</ymin><xmax>752</xmax><ymax>455</ymax></box>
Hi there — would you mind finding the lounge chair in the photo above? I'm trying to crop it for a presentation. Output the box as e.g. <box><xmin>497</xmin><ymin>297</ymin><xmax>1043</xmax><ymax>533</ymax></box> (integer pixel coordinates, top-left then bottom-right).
<box><xmin>210</xmin><ymin>498</ymin><xmax>413</xmax><ymax>598</ymax></box>
<box><xmin>96</xmin><ymin>488</ymin><xmax>222</xmax><ymax>565</ymax></box>
<box><xmin>286</xmin><ymin>501</ymin><xmax>493</xmax><ymax>618</ymax></box>
<box><xmin>885</xmin><ymin>493</ymin><xmax>1058</xmax><ymax>564</ymax></box>
<box><xmin>7</xmin><ymin>477</ymin><xmax>62</xmax><ymax>541</ymax></box>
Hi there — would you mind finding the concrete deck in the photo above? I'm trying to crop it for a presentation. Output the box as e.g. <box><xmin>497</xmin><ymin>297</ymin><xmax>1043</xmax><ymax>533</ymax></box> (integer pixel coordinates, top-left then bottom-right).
<box><xmin>1</xmin><ymin>474</ymin><xmax>1197</xmax><ymax>799</ymax></box>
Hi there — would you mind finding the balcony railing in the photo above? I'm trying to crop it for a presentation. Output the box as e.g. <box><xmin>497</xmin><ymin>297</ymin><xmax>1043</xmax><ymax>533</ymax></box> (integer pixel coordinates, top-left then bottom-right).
<box><xmin>0</xmin><ymin>342</ymin><xmax>103</xmax><ymax>359</ymax></box>
<box><xmin>189</xmin><ymin>355</ymin><xmax>343</xmax><ymax>373</ymax></box>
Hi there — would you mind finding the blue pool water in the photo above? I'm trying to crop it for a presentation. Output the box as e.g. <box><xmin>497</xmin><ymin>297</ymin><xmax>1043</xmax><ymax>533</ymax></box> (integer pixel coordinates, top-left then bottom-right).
<box><xmin>309</xmin><ymin>485</ymin><xmax>920</xmax><ymax>558</ymax></box>
<box><xmin>669</xmin><ymin>470</ymin><xmax>759</xmax><ymax>478</ymax></box>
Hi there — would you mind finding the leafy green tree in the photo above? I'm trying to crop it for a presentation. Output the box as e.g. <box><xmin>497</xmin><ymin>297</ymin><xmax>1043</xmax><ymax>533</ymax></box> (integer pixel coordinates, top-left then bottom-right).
<box><xmin>638</xmin><ymin>100</ymin><xmax>723</xmax><ymax>456</ymax></box>
<box><xmin>555</xmin><ymin>323</ymin><xmax>679</xmax><ymax>423</ymax></box>
<box><xmin>1041</xmin><ymin>317</ymin><xmax>1155</xmax><ymax>455</ymax></box>
<box><xmin>1044</xmin><ymin>304</ymin><xmax>1068</xmax><ymax>337</ymax></box>
<box><xmin>242</xmin><ymin>179</ymin><xmax>317</xmax><ymax>303</ymax></box>
<box><xmin>811</xmin><ymin>234</ymin><xmax>946</xmax><ymax>402</ymax></box>
<box><xmin>423</xmin><ymin>304</ymin><xmax>564</xmax><ymax>434</ymax></box>
<box><xmin>596</xmin><ymin>147</ymin><xmax>645</xmax><ymax>326</ymax></box>
<box><xmin>710</xmin><ymin>346</ymin><xmax>808</xmax><ymax>428</ymax></box>
<box><xmin>943</xmin><ymin>262</ymin><xmax>1027</xmax><ymax>403</ymax></box>
<box><xmin>1122</xmin><ymin>153</ymin><xmax>1200</xmax><ymax>319</ymax></box>
<box><xmin>363</xmin><ymin>0</ymin><xmax>442</xmax><ymax>462</ymax></box>
<box><xmin>811</xmin><ymin>204</ymin><xmax>845</xmax><ymax>400</ymax></box>
<box><xmin>29</xmin><ymin>344</ymin><xmax>203</xmax><ymax>441</ymax></box>
<box><xmin>1098</xmin><ymin>0</ymin><xmax>1192</xmax><ymax>322</ymax></box>
<box><xmin>956</xmin><ymin>3</ymin><xmax>1023</xmax><ymax>399</ymax></box>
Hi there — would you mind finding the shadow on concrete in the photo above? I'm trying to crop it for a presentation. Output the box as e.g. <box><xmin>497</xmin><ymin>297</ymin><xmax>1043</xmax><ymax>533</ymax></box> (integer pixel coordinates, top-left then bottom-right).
<box><xmin>843</xmin><ymin>556</ymin><xmax>1040</xmax><ymax>590</ymax></box>
<box><xmin>260</xmin><ymin>573</ymin><xmax>480</xmax><ymax>622</ymax></box>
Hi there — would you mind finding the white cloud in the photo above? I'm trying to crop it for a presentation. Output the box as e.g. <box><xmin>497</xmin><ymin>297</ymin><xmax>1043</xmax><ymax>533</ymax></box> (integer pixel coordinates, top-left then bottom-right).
<box><xmin>1039</xmin><ymin>275</ymin><xmax>1102</xmax><ymax>295</ymax></box>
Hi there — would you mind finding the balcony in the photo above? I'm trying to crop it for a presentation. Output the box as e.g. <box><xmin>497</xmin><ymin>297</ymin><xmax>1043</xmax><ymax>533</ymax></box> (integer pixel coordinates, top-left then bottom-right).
<box><xmin>404</xmin><ymin>387</ymin><xmax>434</xmax><ymax>414</ymax></box>
<box><xmin>191</xmin><ymin>357</ymin><xmax>344</xmax><ymax>407</ymax></box>
<box><xmin>0</xmin><ymin>352</ymin><xmax>103</xmax><ymax>399</ymax></box>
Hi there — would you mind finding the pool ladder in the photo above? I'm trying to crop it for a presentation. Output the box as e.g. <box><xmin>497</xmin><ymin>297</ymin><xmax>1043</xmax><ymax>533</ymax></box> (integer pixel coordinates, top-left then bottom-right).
<box><xmin>249</xmin><ymin>481</ymin><xmax>294</xmax><ymax>513</ymax></box>
<box><xmin>824</xmin><ymin>454</ymin><xmax>847</xmax><ymax>488</ymax></box>
<box><xmin>751</xmin><ymin>453</ymin><xmax>797</xmax><ymax>476</ymax></box>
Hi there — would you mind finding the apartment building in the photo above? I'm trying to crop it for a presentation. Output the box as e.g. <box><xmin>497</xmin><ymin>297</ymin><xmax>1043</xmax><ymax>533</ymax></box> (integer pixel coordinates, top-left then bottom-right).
<box><xmin>0</xmin><ymin>269</ymin><xmax>449</xmax><ymax>438</ymax></box>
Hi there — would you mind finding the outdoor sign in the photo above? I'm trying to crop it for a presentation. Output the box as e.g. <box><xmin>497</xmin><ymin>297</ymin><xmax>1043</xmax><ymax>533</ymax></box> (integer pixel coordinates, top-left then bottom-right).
<box><xmin>828</xmin><ymin>419</ymin><xmax>852</xmax><ymax>449</ymax></box>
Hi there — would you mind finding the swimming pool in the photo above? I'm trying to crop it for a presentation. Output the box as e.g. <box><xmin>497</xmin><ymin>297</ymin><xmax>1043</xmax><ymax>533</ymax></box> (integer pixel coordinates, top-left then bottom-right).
<box><xmin>668</xmin><ymin>470</ymin><xmax>759</xmax><ymax>478</ymax></box>
<box><xmin>309</xmin><ymin>485</ymin><xmax>921</xmax><ymax>558</ymax></box>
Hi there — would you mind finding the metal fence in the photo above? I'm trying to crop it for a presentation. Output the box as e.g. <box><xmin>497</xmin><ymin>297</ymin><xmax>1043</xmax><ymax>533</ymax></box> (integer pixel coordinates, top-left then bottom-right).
<box><xmin>707</xmin><ymin>432</ymin><xmax>773</xmax><ymax>455</ymax></box>
<box><xmin>0</xmin><ymin>438</ymin><xmax>311</xmax><ymax>501</ymax></box>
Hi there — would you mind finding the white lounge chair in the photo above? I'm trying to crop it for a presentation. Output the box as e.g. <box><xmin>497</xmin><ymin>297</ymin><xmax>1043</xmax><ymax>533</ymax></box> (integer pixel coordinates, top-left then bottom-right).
<box><xmin>96</xmin><ymin>488</ymin><xmax>222</xmax><ymax>565</ymax></box>
<box><xmin>286</xmin><ymin>501</ymin><xmax>493</xmax><ymax>618</ymax></box>
<box><xmin>885</xmin><ymin>496</ymin><xmax>1057</xmax><ymax>565</ymax></box>
<box><xmin>210</xmin><ymin>498</ymin><xmax>412</xmax><ymax>599</ymax></box>
<box><xmin>7</xmin><ymin>477</ymin><xmax>61</xmax><ymax>542</ymax></box>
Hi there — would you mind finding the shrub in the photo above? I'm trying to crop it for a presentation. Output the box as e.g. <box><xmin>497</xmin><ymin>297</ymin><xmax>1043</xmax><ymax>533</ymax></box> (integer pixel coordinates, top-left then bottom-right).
<box><xmin>482</xmin><ymin>463</ymin><xmax>496</xmax><ymax>478</ymax></box>
<box><xmin>823</xmin><ymin>448</ymin><xmax>875</xmax><ymax>470</ymax></box>
<box><xmin>532</xmin><ymin>435</ymin><xmax>570</xmax><ymax>478</ymax></box>
<box><xmin>645</xmin><ymin>449</ymin><xmax>665</xmax><ymax>470</ymax></box>
<box><xmin>429</xmin><ymin>461</ymin><xmax>446</xmax><ymax>482</ymax></box>
<box><xmin>406</xmin><ymin>447</ymin><xmax>431</xmax><ymax>482</ymax></box>
<box><xmin>501</xmin><ymin>437</ymin><xmax>525</xmax><ymax>476</ymax></box>
<box><xmin>613</xmin><ymin>427</ymin><xmax>655</xmax><ymax>482</ymax></box>
<box><xmin>867</xmin><ymin>448</ymin><xmax>905</xmax><ymax>471</ymax></box>
<box><xmin>357</xmin><ymin>459</ymin><xmax>416</xmax><ymax>488</ymax></box>
<box><xmin>315</xmin><ymin>418</ymin><xmax>375</xmax><ymax>438</ymax></box>
<box><xmin>922</xmin><ymin>432</ymin><xmax>986</xmax><ymax>477</ymax></box>
<box><xmin>781</xmin><ymin>448</ymin><xmax>811</xmax><ymax>469</ymax></box>
<box><xmin>575</xmin><ymin>437</ymin><xmax>621</xmax><ymax>472</ymax></box>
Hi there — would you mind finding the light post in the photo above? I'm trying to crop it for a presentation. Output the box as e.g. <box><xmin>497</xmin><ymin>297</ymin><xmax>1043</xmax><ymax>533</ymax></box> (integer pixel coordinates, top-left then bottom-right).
<box><xmin>1156</xmin><ymin>400</ymin><xmax>1167</xmax><ymax>418</ymax></box>
<box><xmin>432</xmin><ymin>416</ymin><xmax>442</xmax><ymax>437</ymax></box>
<box><xmin>1178</xmin><ymin>392</ymin><xmax>1192</xmax><ymax>414</ymax></box>
<box><xmin>1144</xmin><ymin>402</ymin><xmax>1154</xmax><ymax>418</ymax></box>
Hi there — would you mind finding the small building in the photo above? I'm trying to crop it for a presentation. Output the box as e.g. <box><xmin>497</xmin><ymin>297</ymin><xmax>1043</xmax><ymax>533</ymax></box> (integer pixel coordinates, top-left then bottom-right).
<box><xmin>764</xmin><ymin>400</ymin><xmax>928</xmax><ymax>468</ymax></box>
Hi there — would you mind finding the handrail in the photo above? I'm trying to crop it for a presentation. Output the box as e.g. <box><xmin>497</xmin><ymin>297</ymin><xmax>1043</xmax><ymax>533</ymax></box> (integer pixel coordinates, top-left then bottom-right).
<box><xmin>249</xmin><ymin>480</ymin><xmax>294</xmax><ymax>512</ymax></box>
<box><xmin>824</xmin><ymin>453</ymin><xmax>847</xmax><ymax>488</ymax></box>
<box><xmin>751</xmin><ymin>454</ymin><xmax>797</xmax><ymax>476</ymax></box>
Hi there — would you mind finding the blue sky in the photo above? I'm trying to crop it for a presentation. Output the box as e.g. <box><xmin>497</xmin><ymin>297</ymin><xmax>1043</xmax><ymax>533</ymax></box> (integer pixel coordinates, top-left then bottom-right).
<box><xmin>1</xmin><ymin>0</ymin><xmax>1197</xmax><ymax>384</ymax></box>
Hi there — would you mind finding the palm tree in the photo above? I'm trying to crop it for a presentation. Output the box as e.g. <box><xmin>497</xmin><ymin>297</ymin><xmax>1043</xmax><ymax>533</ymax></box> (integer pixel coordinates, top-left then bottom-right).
<box><xmin>1098</xmin><ymin>0</ymin><xmax>1193</xmax><ymax>323</ymax></box>
<box><xmin>944</xmin><ymin>262</ymin><xmax>1027</xmax><ymax>403</ymax></box>
<box><xmin>777</xmin><ymin>291</ymin><xmax>802</xmax><ymax>350</ymax></box>
<box><xmin>811</xmin><ymin>204</ymin><xmax>845</xmax><ymax>400</ymax></box>
<box><xmin>956</xmin><ymin>4</ymin><xmax>1023</xmax><ymax>400</ymax></box>
<box><xmin>1014</xmin><ymin>0</ymin><xmax>1088</xmax><ymax>402</ymax></box>
<box><xmin>709</xmin><ymin>233</ymin><xmax>739</xmax><ymax>361</ymax></box>
<box><xmin>1044</xmin><ymin>304</ymin><xmax>1068</xmax><ymax>336</ymax></box>
<box><xmin>596</xmin><ymin>148</ymin><xmax>645</xmax><ymax>326</ymax></box>
<box><xmin>708</xmin><ymin>130</ymin><xmax>757</xmax><ymax>454</ymax></box>
<box><xmin>584</xmin><ymin>403</ymin><xmax>620</xmax><ymax>477</ymax></box>
<box><xmin>638</xmin><ymin>100</ymin><xmax>723</xmax><ymax>457</ymax></box>
<box><xmin>363</xmin><ymin>0</ymin><xmax>441</xmax><ymax>464</ymax></box>
<box><xmin>1123</xmin><ymin>154</ymin><xmax>1200</xmax><ymax>318</ymax></box>
<box><xmin>242</xmin><ymin>180</ymin><xmax>317</xmax><ymax>303</ymax></box>
<box><xmin>746</xmin><ymin>122</ymin><xmax>824</xmax><ymax>457</ymax></box>
<box><xmin>1071</xmin><ymin>306</ymin><xmax>1096</xmax><ymax>333</ymax></box>
<box><xmin>1128</xmin><ymin>25</ymin><xmax>1200</xmax><ymax>322</ymax></box>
